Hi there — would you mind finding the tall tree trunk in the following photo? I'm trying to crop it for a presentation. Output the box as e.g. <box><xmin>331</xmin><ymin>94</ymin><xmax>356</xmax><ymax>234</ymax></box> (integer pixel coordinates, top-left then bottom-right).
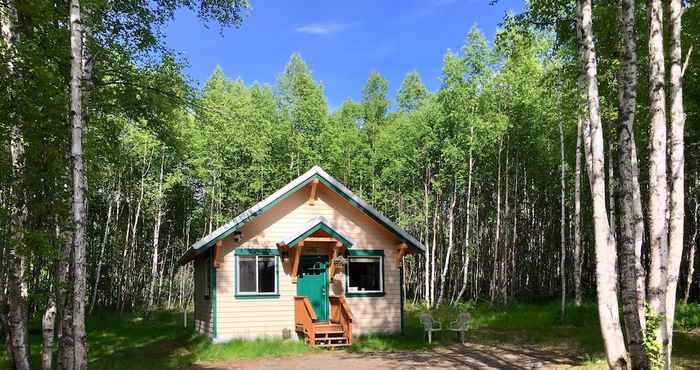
<box><xmin>60</xmin><ymin>228</ymin><xmax>75</xmax><ymax>370</ymax></box>
<box><xmin>491</xmin><ymin>139</ymin><xmax>503</xmax><ymax>302</ymax></box>
<box><xmin>423</xmin><ymin>166</ymin><xmax>431</xmax><ymax>307</ymax></box>
<box><xmin>665</xmin><ymin>0</ymin><xmax>686</xmax><ymax>367</ymax></box>
<box><xmin>647</xmin><ymin>0</ymin><xmax>670</xmax><ymax>362</ymax></box>
<box><xmin>616</xmin><ymin>0</ymin><xmax>649</xmax><ymax>367</ymax></box>
<box><xmin>69</xmin><ymin>0</ymin><xmax>88</xmax><ymax>366</ymax></box>
<box><xmin>456</xmin><ymin>128</ymin><xmax>474</xmax><ymax>303</ymax></box>
<box><xmin>574</xmin><ymin>116</ymin><xmax>583</xmax><ymax>306</ymax></box>
<box><xmin>684</xmin><ymin>201</ymin><xmax>698</xmax><ymax>304</ymax></box>
<box><xmin>149</xmin><ymin>152</ymin><xmax>165</xmax><ymax>312</ymax></box>
<box><xmin>576</xmin><ymin>0</ymin><xmax>629</xmax><ymax>367</ymax></box>
<box><xmin>559</xmin><ymin>118</ymin><xmax>566</xmax><ymax>317</ymax></box>
<box><xmin>607</xmin><ymin>139</ymin><xmax>616</xmax><ymax>234</ymax></box>
<box><xmin>2</xmin><ymin>1</ymin><xmax>31</xmax><ymax>368</ymax></box>
<box><xmin>90</xmin><ymin>192</ymin><xmax>114</xmax><ymax>314</ymax></box>
<box><xmin>42</xmin><ymin>289</ymin><xmax>57</xmax><ymax>370</ymax></box>
<box><xmin>437</xmin><ymin>184</ymin><xmax>457</xmax><ymax>305</ymax></box>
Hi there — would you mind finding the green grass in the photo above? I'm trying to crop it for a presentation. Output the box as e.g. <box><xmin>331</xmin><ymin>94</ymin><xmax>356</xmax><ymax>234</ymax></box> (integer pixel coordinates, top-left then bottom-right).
<box><xmin>1</xmin><ymin>302</ymin><xmax>699</xmax><ymax>369</ymax></box>
<box><xmin>0</xmin><ymin>310</ymin><xmax>312</xmax><ymax>370</ymax></box>
<box><xmin>351</xmin><ymin>301</ymin><xmax>700</xmax><ymax>369</ymax></box>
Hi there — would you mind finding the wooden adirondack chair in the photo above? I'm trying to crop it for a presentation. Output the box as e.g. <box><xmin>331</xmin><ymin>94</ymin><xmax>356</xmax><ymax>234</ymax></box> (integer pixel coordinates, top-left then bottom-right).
<box><xmin>447</xmin><ymin>313</ymin><xmax>471</xmax><ymax>343</ymax></box>
<box><xmin>419</xmin><ymin>313</ymin><xmax>442</xmax><ymax>343</ymax></box>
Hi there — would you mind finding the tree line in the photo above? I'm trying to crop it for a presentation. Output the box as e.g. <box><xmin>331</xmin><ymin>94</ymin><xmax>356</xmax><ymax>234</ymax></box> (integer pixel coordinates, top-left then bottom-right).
<box><xmin>1</xmin><ymin>0</ymin><xmax>699</xmax><ymax>370</ymax></box>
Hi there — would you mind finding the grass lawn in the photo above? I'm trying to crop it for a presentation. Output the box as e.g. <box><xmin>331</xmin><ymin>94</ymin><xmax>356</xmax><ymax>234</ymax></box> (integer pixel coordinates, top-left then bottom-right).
<box><xmin>1</xmin><ymin>302</ymin><xmax>698</xmax><ymax>369</ymax></box>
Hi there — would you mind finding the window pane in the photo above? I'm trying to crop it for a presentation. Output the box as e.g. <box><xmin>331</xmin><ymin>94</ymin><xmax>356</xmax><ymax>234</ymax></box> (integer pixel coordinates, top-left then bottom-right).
<box><xmin>258</xmin><ymin>257</ymin><xmax>276</xmax><ymax>293</ymax></box>
<box><xmin>238</xmin><ymin>257</ymin><xmax>256</xmax><ymax>293</ymax></box>
<box><xmin>348</xmin><ymin>258</ymin><xmax>381</xmax><ymax>292</ymax></box>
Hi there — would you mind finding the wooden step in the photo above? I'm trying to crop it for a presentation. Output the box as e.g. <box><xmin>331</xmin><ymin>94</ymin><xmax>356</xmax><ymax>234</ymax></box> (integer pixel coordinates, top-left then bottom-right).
<box><xmin>316</xmin><ymin>342</ymin><xmax>350</xmax><ymax>348</ymax></box>
<box><xmin>313</xmin><ymin>323</ymin><xmax>343</xmax><ymax>331</ymax></box>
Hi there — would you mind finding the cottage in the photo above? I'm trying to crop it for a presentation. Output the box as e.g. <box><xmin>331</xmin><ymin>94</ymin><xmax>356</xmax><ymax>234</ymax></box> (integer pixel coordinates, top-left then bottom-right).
<box><xmin>178</xmin><ymin>166</ymin><xmax>425</xmax><ymax>347</ymax></box>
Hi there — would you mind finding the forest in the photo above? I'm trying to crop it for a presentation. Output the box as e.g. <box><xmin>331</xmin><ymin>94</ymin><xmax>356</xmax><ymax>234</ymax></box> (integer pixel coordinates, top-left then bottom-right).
<box><xmin>1</xmin><ymin>0</ymin><xmax>699</xmax><ymax>369</ymax></box>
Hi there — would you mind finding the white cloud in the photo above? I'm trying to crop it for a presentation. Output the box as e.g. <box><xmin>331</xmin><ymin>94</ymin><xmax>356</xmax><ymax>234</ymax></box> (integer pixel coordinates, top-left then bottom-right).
<box><xmin>294</xmin><ymin>22</ymin><xmax>354</xmax><ymax>35</ymax></box>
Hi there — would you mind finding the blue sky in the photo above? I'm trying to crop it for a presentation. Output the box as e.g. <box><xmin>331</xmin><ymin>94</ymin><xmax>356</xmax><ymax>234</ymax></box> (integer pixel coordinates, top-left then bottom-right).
<box><xmin>165</xmin><ymin>0</ymin><xmax>523</xmax><ymax>110</ymax></box>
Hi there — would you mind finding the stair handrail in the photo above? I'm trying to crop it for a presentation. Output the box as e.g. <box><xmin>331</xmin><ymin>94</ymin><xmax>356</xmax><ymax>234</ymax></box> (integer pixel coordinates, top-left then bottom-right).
<box><xmin>329</xmin><ymin>296</ymin><xmax>353</xmax><ymax>344</ymax></box>
<box><xmin>294</xmin><ymin>296</ymin><xmax>317</xmax><ymax>345</ymax></box>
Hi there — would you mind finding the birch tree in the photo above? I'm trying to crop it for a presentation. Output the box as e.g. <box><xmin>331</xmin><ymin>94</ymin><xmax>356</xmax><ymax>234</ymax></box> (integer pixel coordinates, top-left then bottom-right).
<box><xmin>576</xmin><ymin>0</ymin><xmax>628</xmax><ymax>367</ymax></box>
<box><xmin>1</xmin><ymin>0</ymin><xmax>31</xmax><ymax>368</ymax></box>
<box><xmin>647</xmin><ymin>0</ymin><xmax>670</xmax><ymax>362</ymax></box>
<box><xmin>665</xmin><ymin>0</ymin><xmax>687</xmax><ymax>367</ymax></box>
<box><xmin>69</xmin><ymin>0</ymin><xmax>88</xmax><ymax>366</ymax></box>
<box><xmin>616</xmin><ymin>0</ymin><xmax>648</xmax><ymax>367</ymax></box>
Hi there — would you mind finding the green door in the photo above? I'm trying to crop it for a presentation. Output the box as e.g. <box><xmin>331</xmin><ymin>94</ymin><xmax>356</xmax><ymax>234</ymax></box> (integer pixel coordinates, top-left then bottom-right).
<box><xmin>297</xmin><ymin>256</ymin><xmax>329</xmax><ymax>322</ymax></box>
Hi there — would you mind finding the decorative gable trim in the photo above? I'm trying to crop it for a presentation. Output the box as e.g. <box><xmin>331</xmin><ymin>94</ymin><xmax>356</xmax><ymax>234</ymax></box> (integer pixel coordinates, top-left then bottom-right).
<box><xmin>178</xmin><ymin>166</ymin><xmax>424</xmax><ymax>265</ymax></box>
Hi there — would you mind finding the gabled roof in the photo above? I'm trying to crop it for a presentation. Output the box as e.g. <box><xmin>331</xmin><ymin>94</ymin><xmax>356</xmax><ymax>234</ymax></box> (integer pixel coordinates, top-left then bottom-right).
<box><xmin>178</xmin><ymin>166</ymin><xmax>425</xmax><ymax>265</ymax></box>
<box><xmin>281</xmin><ymin>216</ymin><xmax>355</xmax><ymax>248</ymax></box>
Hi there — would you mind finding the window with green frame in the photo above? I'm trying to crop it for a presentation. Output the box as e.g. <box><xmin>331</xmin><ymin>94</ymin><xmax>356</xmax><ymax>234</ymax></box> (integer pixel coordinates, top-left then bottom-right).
<box><xmin>346</xmin><ymin>253</ymin><xmax>384</xmax><ymax>296</ymax></box>
<box><xmin>235</xmin><ymin>251</ymin><xmax>279</xmax><ymax>297</ymax></box>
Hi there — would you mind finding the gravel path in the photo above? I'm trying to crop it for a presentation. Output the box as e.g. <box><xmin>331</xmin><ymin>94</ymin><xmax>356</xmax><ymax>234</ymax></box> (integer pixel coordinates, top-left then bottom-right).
<box><xmin>187</xmin><ymin>341</ymin><xmax>586</xmax><ymax>370</ymax></box>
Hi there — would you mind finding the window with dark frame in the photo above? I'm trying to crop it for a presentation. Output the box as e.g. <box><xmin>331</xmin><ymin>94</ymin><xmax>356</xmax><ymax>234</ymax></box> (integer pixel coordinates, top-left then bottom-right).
<box><xmin>347</xmin><ymin>256</ymin><xmax>383</xmax><ymax>293</ymax></box>
<box><xmin>237</xmin><ymin>255</ymin><xmax>277</xmax><ymax>295</ymax></box>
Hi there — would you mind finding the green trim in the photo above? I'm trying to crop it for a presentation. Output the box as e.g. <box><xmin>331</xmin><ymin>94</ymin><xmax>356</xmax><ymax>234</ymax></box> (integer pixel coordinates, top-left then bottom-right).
<box><xmin>234</xmin><ymin>255</ymin><xmax>280</xmax><ymax>299</ymax></box>
<box><xmin>211</xmin><ymin>250</ymin><xmax>217</xmax><ymax>338</ymax></box>
<box><xmin>202</xmin><ymin>173</ymin><xmax>422</xmax><ymax>253</ymax></box>
<box><xmin>235</xmin><ymin>248</ymin><xmax>279</xmax><ymax>256</ymax></box>
<box><xmin>315</xmin><ymin>176</ymin><xmax>418</xmax><ymax>251</ymax></box>
<box><xmin>345</xmin><ymin>254</ymin><xmax>385</xmax><ymax>297</ymax></box>
<box><xmin>235</xmin><ymin>294</ymin><xmax>280</xmax><ymax>299</ymax></box>
<box><xmin>287</xmin><ymin>222</ymin><xmax>354</xmax><ymax>248</ymax></box>
<box><xmin>346</xmin><ymin>292</ymin><xmax>385</xmax><ymax>297</ymax></box>
<box><xmin>348</xmin><ymin>249</ymin><xmax>384</xmax><ymax>257</ymax></box>
<box><xmin>206</xmin><ymin>176</ymin><xmax>317</xmax><ymax>248</ymax></box>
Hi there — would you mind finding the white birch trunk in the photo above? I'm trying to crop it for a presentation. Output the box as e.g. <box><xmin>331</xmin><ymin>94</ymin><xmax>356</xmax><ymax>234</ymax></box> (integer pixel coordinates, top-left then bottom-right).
<box><xmin>423</xmin><ymin>169</ymin><xmax>431</xmax><ymax>307</ymax></box>
<box><xmin>149</xmin><ymin>152</ymin><xmax>165</xmax><ymax>311</ymax></box>
<box><xmin>576</xmin><ymin>0</ymin><xmax>629</xmax><ymax>367</ymax></box>
<box><xmin>456</xmin><ymin>129</ymin><xmax>474</xmax><ymax>302</ymax></box>
<box><xmin>647</xmin><ymin>0</ymin><xmax>670</xmax><ymax>363</ymax></box>
<box><xmin>437</xmin><ymin>184</ymin><xmax>457</xmax><ymax>305</ymax></box>
<box><xmin>491</xmin><ymin>139</ymin><xmax>503</xmax><ymax>302</ymax></box>
<box><xmin>559</xmin><ymin>119</ymin><xmax>566</xmax><ymax>316</ymax></box>
<box><xmin>90</xmin><ymin>192</ymin><xmax>114</xmax><ymax>314</ymax></box>
<box><xmin>69</xmin><ymin>0</ymin><xmax>88</xmax><ymax>366</ymax></box>
<box><xmin>616</xmin><ymin>0</ymin><xmax>648</xmax><ymax>366</ymax></box>
<box><xmin>684</xmin><ymin>201</ymin><xmax>698</xmax><ymax>304</ymax></box>
<box><xmin>665</xmin><ymin>0</ymin><xmax>686</xmax><ymax>367</ymax></box>
<box><xmin>574</xmin><ymin>116</ymin><xmax>583</xmax><ymax>307</ymax></box>
<box><xmin>2</xmin><ymin>1</ymin><xmax>31</xmax><ymax>368</ymax></box>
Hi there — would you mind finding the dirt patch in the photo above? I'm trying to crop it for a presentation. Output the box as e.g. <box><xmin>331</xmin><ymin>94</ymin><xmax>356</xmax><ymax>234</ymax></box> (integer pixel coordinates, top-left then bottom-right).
<box><xmin>186</xmin><ymin>341</ymin><xmax>585</xmax><ymax>370</ymax></box>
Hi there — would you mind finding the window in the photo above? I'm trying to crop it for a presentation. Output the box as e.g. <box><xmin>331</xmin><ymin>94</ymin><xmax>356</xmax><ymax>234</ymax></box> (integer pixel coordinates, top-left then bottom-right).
<box><xmin>347</xmin><ymin>256</ymin><xmax>383</xmax><ymax>295</ymax></box>
<box><xmin>236</xmin><ymin>255</ymin><xmax>278</xmax><ymax>296</ymax></box>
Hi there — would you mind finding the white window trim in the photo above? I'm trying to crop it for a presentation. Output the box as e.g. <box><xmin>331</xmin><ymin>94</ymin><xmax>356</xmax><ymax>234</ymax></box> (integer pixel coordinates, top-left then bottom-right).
<box><xmin>347</xmin><ymin>256</ymin><xmax>384</xmax><ymax>294</ymax></box>
<box><xmin>235</xmin><ymin>255</ymin><xmax>278</xmax><ymax>296</ymax></box>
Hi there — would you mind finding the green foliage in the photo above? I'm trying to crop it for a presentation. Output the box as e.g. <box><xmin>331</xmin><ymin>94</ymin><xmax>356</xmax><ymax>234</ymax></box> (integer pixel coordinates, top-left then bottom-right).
<box><xmin>644</xmin><ymin>303</ymin><xmax>664</xmax><ymax>370</ymax></box>
<box><xmin>675</xmin><ymin>303</ymin><xmax>700</xmax><ymax>331</ymax></box>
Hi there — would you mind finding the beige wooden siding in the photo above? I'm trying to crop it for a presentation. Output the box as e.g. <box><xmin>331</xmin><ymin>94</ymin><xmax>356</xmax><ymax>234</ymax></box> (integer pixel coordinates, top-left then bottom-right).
<box><xmin>194</xmin><ymin>253</ymin><xmax>212</xmax><ymax>335</ymax></box>
<box><xmin>214</xmin><ymin>182</ymin><xmax>403</xmax><ymax>339</ymax></box>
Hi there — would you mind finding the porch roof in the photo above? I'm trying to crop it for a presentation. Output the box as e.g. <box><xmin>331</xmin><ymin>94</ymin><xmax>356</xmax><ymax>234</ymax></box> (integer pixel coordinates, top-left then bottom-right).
<box><xmin>281</xmin><ymin>216</ymin><xmax>355</xmax><ymax>249</ymax></box>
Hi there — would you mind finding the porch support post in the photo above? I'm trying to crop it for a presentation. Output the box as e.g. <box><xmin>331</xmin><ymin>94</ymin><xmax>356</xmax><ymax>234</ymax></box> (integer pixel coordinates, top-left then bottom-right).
<box><xmin>291</xmin><ymin>241</ymin><xmax>304</xmax><ymax>283</ymax></box>
<box><xmin>213</xmin><ymin>240</ymin><xmax>223</xmax><ymax>268</ymax></box>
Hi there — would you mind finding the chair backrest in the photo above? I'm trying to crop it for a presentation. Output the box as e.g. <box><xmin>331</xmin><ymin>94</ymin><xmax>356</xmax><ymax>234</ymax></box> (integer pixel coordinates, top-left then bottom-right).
<box><xmin>419</xmin><ymin>313</ymin><xmax>433</xmax><ymax>330</ymax></box>
<box><xmin>456</xmin><ymin>313</ymin><xmax>471</xmax><ymax>329</ymax></box>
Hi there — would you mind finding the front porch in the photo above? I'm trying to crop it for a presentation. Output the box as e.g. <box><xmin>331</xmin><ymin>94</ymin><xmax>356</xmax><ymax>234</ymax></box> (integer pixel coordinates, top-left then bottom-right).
<box><xmin>295</xmin><ymin>296</ymin><xmax>353</xmax><ymax>348</ymax></box>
